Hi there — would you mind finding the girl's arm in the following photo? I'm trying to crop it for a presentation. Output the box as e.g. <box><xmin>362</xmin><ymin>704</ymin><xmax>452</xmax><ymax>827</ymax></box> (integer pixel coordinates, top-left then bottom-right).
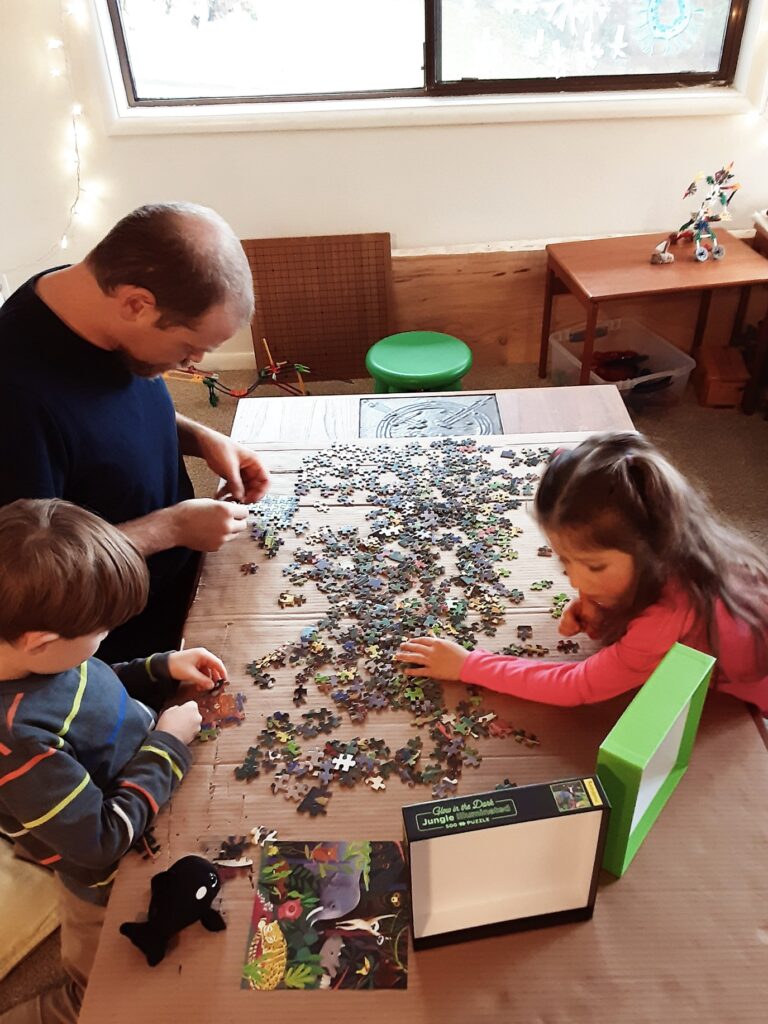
<box><xmin>397</xmin><ymin>594</ymin><xmax>694</xmax><ymax>707</ymax></box>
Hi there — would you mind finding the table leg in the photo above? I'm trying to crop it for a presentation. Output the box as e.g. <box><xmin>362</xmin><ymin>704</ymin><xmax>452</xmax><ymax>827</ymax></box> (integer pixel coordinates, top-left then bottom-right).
<box><xmin>580</xmin><ymin>304</ymin><xmax>598</xmax><ymax>385</ymax></box>
<box><xmin>730</xmin><ymin>285</ymin><xmax>750</xmax><ymax>345</ymax></box>
<box><xmin>692</xmin><ymin>289</ymin><xmax>712</xmax><ymax>354</ymax></box>
<box><xmin>742</xmin><ymin>304</ymin><xmax>768</xmax><ymax>414</ymax></box>
<box><xmin>538</xmin><ymin>264</ymin><xmax>555</xmax><ymax>379</ymax></box>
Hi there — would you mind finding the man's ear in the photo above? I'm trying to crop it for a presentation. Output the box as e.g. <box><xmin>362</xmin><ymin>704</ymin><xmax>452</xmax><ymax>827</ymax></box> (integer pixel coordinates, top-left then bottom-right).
<box><xmin>20</xmin><ymin>632</ymin><xmax>62</xmax><ymax>654</ymax></box>
<box><xmin>113</xmin><ymin>285</ymin><xmax>158</xmax><ymax>322</ymax></box>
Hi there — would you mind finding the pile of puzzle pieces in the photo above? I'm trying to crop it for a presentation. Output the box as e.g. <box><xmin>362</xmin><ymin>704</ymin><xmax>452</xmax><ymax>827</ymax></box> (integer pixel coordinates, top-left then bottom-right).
<box><xmin>236</xmin><ymin>439</ymin><xmax>576</xmax><ymax>812</ymax></box>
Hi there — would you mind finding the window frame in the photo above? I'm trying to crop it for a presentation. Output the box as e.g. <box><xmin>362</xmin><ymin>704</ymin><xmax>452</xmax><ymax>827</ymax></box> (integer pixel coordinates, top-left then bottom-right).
<box><xmin>425</xmin><ymin>0</ymin><xmax>751</xmax><ymax>96</ymax></box>
<box><xmin>105</xmin><ymin>0</ymin><xmax>752</xmax><ymax>107</ymax></box>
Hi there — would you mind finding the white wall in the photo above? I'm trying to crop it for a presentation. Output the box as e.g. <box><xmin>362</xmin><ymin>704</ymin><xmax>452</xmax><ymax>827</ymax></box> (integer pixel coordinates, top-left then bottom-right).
<box><xmin>2</xmin><ymin>0</ymin><xmax>768</xmax><ymax>368</ymax></box>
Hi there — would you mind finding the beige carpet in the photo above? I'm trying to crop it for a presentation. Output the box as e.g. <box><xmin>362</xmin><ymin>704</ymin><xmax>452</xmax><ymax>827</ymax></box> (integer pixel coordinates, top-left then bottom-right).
<box><xmin>2</xmin><ymin>363</ymin><xmax>766</xmax><ymax>1013</ymax></box>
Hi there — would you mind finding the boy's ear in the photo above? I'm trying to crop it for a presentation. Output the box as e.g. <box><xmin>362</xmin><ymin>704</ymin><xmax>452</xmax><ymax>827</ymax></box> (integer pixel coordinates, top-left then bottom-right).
<box><xmin>20</xmin><ymin>631</ymin><xmax>62</xmax><ymax>654</ymax></box>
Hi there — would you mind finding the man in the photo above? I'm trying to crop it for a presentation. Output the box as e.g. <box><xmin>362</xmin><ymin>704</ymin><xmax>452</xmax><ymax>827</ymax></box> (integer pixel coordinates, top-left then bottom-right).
<box><xmin>0</xmin><ymin>202</ymin><xmax>270</xmax><ymax>661</ymax></box>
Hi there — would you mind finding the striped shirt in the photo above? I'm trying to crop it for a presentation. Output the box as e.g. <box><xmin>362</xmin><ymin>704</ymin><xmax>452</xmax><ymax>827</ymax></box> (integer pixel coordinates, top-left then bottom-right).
<box><xmin>0</xmin><ymin>653</ymin><xmax>190</xmax><ymax>904</ymax></box>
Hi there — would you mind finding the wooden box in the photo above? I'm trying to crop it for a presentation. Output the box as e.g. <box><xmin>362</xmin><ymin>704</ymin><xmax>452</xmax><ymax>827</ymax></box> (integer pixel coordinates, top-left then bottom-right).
<box><xmin>695</xmin><ymin>347</ymin><xmax>749</xmax><ymax>407</ymax></box>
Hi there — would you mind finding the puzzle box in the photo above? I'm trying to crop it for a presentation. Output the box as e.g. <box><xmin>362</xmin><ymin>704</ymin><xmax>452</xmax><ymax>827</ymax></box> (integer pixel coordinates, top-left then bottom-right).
<box><xmin>597</xmin><ymin>642</ymin><xmax>715</xmax><ymax>877</ymax></box>
<box><xmin>403</xmin><ymin>776</ymin><xmax>609</xmax><ymax>949</ymax></box>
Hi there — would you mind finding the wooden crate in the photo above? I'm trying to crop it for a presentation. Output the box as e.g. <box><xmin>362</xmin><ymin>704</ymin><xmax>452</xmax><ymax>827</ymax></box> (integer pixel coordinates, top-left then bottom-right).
<box><xmin>695</xmin><ymin>347</ymin><xmax>749</xmax><ymax>407</ymax></box>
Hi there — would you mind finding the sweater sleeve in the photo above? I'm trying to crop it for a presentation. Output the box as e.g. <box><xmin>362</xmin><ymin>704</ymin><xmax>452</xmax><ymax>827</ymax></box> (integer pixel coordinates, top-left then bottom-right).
<box><xmin>108</xmin><ymin>652</ymin><xmax>178</xmax><ymax>711</ymax></box>
<box><xmin>0</xmin><ymin>393</ymin><xmax>68</xmax><ymax>505</ymax></box>
<box><xmin>460</xmin><ymin>595</ymin><xmax>695</xmax><ymax>706</ymax></box>
<box><xmin>0</xmin><ymin>729</ymin><xmax>190</xmax><ymax>871</ymax></box>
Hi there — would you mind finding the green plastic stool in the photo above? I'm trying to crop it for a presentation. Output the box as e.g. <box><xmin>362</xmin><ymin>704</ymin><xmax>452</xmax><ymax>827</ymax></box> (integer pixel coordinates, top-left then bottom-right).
<box><xmin>365</xmin><ymin>331</ymin><xmax>473</xmax><ymax>393</ymax></box>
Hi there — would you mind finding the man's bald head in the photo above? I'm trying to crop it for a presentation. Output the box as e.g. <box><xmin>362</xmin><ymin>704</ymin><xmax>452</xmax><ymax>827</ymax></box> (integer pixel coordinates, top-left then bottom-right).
<box><xmin>84</xmin><ymin>202</ymin><xmax>254</xmax><ymax>328</ymax></box>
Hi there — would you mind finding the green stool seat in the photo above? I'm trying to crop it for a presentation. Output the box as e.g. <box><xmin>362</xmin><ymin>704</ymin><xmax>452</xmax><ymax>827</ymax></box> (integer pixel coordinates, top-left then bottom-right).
<box><xmin>365</xmin><ymin>331</ymin><xmax>473</xmax><ymax>393</ymax></box>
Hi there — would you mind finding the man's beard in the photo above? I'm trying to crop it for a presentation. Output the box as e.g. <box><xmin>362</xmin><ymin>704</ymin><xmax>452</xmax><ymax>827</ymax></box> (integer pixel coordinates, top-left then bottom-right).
<box><xmin>115</xmin><ymin>348</ymin><xmax>177</xmax><ymax>378</ymax></box>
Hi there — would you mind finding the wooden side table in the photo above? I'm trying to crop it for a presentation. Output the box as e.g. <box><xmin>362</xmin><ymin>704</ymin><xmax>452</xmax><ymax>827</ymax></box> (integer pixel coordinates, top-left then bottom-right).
<box><xmin>537</xmin><ymin>231</ymin><xmax>768</xmax><ymax>398</ymax></box>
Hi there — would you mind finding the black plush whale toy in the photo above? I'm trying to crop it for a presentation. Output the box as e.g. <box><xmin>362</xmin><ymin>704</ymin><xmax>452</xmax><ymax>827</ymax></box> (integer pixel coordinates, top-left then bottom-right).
<box><xmin>120</xmin><ymin>855</ymin><xmax>226</xmax><ymax>966</ymax></box>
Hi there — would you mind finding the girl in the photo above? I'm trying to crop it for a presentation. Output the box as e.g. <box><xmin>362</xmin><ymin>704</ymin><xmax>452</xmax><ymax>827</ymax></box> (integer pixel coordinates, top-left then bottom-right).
<box><xmin>396</xmin><ymin>432</ymin><xmax>768</xmax><ymax>714</ymax></box>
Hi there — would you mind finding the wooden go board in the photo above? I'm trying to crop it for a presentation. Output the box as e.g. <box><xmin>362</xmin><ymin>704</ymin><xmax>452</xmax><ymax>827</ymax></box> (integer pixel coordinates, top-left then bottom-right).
<box><xmin>241</xmin><ymin>233</ymin><xmax>393</xmax><ymax>380</ymax></box>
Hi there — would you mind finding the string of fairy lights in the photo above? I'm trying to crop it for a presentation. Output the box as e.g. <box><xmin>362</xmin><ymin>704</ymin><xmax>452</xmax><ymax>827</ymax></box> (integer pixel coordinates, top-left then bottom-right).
<box><xmin>1</xmin><ymin>1</ymin><xmax>91</xmax><ymax>297</ymax></box>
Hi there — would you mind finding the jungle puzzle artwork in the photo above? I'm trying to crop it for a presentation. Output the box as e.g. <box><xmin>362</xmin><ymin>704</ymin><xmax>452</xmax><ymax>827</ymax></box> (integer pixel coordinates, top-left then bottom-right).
<box><xmin>242</xmin><ymin>840</ymin><xmax>409</xmax><ymax>990</ymax></box>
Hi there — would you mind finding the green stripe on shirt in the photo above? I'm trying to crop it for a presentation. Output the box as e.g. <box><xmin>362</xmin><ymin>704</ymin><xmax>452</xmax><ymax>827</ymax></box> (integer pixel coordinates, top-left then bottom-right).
<box><xmin>23</xmin><ymin>772</ymin><xmax>90</xmax><ymax>829</ymax></box>
<box><xmin>140</xmin><ymin>744</ymin><xmax>184</xmax><ymax>781</ymax></box>
<box><xmin>57</xmin><ymin>662</ymin><xmax>87</xmax><ymax>738</ymax></box>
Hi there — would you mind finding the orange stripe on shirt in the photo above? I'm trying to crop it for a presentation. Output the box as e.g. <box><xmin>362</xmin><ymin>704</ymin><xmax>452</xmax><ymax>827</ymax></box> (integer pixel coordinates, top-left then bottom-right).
<box><xmin>0</xmin><ymin>747</ymin><xmax>56</xmax><ymax>787</ymax></box>
<box><xmin>38</xmin><ymin>854</ymin><xmax>62</xmax><ymax>866</ymax></box>
<box><xmin>0</xmin><ymin>743</ymin><xmax>10</xmax><ymax>756</ymax></box>
<box><xmin>119</xmin><ymin>780</ymin><xmax>159</xmax><ymax>815</ymax></box>
<box><xmin>6</xmin><ymin>693</ymin><xmax>23</xmax><ymax>731</ymax></box>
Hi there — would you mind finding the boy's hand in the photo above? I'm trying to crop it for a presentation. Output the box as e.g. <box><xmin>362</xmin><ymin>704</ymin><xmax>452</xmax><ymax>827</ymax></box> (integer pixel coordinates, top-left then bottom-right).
<box><xmin>156</xmin><ymin>701</ymin><xmax>202</xmax><ymax>745</ymax></box>
<box><xmin>395</xmin><ymin>637</ymin><xmax>470</xmax><ymax>681</ymax></box>
<box><xmin>168</xmin><ymin>648</ymin><xmax>227</xmax><ymax>692</ymax></box>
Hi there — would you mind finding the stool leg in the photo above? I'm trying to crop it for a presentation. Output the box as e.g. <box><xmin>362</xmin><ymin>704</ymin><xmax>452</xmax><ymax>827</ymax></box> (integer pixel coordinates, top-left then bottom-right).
<box><xmin>446</xmin><ymin>377</ymin><xmax>463</xmax><ymax>392</ymax></box>
<box><xmin>373</xmin><ymin>376</ymin><xmax>388</xmax><ymax>394</ymax></box>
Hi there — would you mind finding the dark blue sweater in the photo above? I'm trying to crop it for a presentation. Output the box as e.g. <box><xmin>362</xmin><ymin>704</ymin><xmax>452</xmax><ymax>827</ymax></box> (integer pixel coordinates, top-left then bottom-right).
<box><xmin>0</xmin><ymin>271</ymin><xmax>195</xmax><ymax>619</ymax></box>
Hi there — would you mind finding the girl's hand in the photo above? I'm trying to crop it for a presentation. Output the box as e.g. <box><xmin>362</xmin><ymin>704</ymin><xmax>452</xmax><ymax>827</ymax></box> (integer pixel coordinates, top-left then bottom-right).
<box><xmin>559</xmin><ymin>599</ymin><xmax>585</xmax><ymax>637</ymax></box>
<box><xmin>559</xmin><ymin>597</ymin><xmax>603</xmax><ymax>640</ymax></box>
<box><xmin>168</xmin><ymin>648</ymin><xmax>227</xmax><ymax>692</ymax></box>
<box><xmin>395</xmin><ymin>637</ymin><xmax>470</xmax><ymax>681</ymax></box>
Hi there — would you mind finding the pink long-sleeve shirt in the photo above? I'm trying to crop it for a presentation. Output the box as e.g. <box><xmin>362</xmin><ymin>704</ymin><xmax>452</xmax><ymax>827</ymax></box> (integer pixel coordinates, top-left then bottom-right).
<box><xmin>460</xmin><ymin>584</ymin><xmax>768</xmax><ymax>714</ymax></box>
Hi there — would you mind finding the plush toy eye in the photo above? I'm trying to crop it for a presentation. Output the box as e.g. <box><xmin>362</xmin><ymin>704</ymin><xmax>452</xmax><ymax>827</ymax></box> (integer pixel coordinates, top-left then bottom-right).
<box><xmin>195</xmin><ymin>886</ymin><xmax>207</xmax><ymax>900</ymax></box>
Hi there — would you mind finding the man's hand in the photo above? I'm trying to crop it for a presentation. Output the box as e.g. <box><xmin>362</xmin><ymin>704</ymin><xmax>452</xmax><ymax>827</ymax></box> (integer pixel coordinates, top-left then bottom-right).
<box><xmin>395</xmin><ymin>637</ymin><xmax>471</xmax><ymax>682</ymax></box>
<box><xmin>156</xmin><ymin>701</ymin><xmax>202</xmax><ymax>745</ymax></box>
<box><xmin>197</xmin><ymin>430</ymin><xmax>271</xmax><ymax>503</ymax></box>
<box><xmin>168</xmin><ymin>647</ymin><xmax>227</xmax><ymax>693</ymax></box>
<box><xmin>172</xmin><ymin>498</ymin><xmax>248</xmax><ymax>551</ymax></box>
<box><xmin>559</xmin><ymin>596</ymin><xmax>604</xmax><ymax>639</ymax></box>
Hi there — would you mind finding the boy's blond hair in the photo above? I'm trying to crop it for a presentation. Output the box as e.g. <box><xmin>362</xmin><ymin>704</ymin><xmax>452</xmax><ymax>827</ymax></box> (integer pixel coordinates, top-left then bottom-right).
<box><xmin>0</xmin><ymin>499</ymin><xmax>149</xmax><ymax>641</ymax></box>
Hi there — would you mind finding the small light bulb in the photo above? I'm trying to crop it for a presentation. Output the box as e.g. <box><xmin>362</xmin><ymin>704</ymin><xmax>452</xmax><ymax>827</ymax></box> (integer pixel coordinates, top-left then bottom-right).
<box><xmin>48</xmin><ymin>39</ymin><xmax>64</xmax><ymax>49</ymax></box>
<box><xmin>72</xmin><ymin>103</ymin><xmax>83</xmax><ymax>117</ymax></box>
<box><xmin>50</xmin><ymin>68</ymin><xmax>63</xmax><ymax>77</ymax></box>
<box><xmin>60</xmin><ymin>235</ymin><xmax>69</xmax><ymax>250</ymax></box>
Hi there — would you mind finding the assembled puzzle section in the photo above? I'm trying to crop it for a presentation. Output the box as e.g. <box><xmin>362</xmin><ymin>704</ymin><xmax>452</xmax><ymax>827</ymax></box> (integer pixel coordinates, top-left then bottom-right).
<box><xmin>403</xmin><ymin>777</ymin><xmax>609</xmax><ymax>949</ymax></box>
<box><xmin>596</xmin><ymin>643</ymin><xmax>714</xmax><ymax>878</ymax></box>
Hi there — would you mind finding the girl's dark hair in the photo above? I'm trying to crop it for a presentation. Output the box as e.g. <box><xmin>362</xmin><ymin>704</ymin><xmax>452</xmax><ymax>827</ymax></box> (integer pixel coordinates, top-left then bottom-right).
<box><xmin>535</xmin><ymin>432</ymin><xmax>768</xmax><ymax>666</ymax></box>
<box><xmin>0</xmin><ymin>499</ymin><xmax>149</xmax><ymax>641</ymax></box>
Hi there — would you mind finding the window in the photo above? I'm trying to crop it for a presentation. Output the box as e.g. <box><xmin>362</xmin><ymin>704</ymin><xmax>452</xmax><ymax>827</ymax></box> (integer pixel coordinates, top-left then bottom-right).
<box><xmin>107</xmin><ymin>0</ymin><xmax>751</xmax><ymax>106</ymax></box>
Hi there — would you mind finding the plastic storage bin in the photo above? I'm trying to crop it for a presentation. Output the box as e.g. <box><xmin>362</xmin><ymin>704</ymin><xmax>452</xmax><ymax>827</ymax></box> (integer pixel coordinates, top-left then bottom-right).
<box><xmin>549</xmin><ymin>318</ymin><xmax>696</xmax><ymax>408</ymax></box>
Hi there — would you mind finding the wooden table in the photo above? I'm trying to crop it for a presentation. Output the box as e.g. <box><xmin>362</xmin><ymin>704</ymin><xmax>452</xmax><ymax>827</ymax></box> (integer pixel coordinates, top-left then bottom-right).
<box><xmin>537</xmin><ymin>231</ymin><xmax>768</xmax><ymax>389</ymax></box>
<box><xmin>79</xmin><ymin>387</ymin><xmax>768</xmax><ymax>1024</ymax></box>
<box><xmin>230</xmin><ymin>384</ymin><xmax>633</xmax><ymax>444</ymax></box>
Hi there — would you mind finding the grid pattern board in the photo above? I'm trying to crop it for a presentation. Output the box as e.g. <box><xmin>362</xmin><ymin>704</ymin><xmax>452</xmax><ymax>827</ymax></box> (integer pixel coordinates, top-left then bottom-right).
<box><xmin>242</xmin><ymin>233</ymin><xmax>393</xmax><ymax>380</ymax></box>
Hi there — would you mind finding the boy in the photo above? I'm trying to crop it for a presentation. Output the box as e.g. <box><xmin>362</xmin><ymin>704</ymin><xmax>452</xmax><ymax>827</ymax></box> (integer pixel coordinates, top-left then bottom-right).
<box><xmin>0</xmin><ymin>499</ymin><xmax>226</xmax><ymax>1023</ymax></box>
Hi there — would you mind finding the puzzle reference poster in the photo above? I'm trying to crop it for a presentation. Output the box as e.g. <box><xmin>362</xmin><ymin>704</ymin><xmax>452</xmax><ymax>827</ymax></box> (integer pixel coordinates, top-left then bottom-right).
<box><xmin>242</xmin><ymin>840</ymin><xmax>410</xmax><ymax>990</ymax></box>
